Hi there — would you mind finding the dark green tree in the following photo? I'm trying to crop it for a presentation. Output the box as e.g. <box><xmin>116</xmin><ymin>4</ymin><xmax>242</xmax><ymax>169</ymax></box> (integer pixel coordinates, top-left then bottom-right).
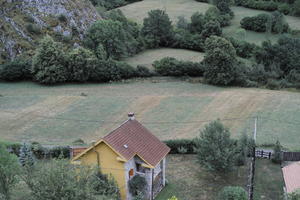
<box><xmin>272</xmin><ymin>140</ymin><xmax>282</xmax><ymax>164</ymax></box>
<box><xmin>66</xmin><ymin>47</ymin><xmax>96</xmax><ymax>82</ymax></box>
<box><xmin>32</xmin><ymin>35</ymin><xmax>67</xmax><ymax>84</ymax></box>
<box><xmin>196</xmin><ymin>120</ymin><xmax>237</xmax><ymax>172</ymax></box>
<box><xmin>0</xmin><ymin>144</ymin><xmax>20</xmax><ymax>200</ymax></box>
<box><xmin>141</xmin><ymin>9</ymin><xmax>174</xmax><ymax>48</ymax></box>
<box><xmin>19</xmin><ymin>143</ymin><xmax>35</xmax><ymax>167</ymax></box>
<box><xmin>218</xmin><ymin>186</ymin><xmax>247</xmax><ymax>200</ymax></box>
<box><xmin>200</xmin><ymin>20</ymin><xmax>222</xmax><ymax>39</ymax></box>
<box><xmin>190</xmin><ymin>12</ymin><xmax>206</xmax><ymax>34</ymax></box>
<box><xmin>293</xmin><ymin>0</ymin><xmax>300</xmax><ymax>16</ymax></box>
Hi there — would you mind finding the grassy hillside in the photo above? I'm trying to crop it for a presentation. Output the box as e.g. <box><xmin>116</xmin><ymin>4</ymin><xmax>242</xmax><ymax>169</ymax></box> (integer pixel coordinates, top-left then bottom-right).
<box><xmin>118</xmin><ymin>0</ymin><xmax>300</xmax><ymax>44</ymax></box>
<box><xmin>122</xmin><ymin>48</ymin><xmax>205</xmax><ymax>69</ymax></box>
<box><xmin>1</xmin><ymin>78</ymin><xmax>300</xmax><ymax>150</ymax></box>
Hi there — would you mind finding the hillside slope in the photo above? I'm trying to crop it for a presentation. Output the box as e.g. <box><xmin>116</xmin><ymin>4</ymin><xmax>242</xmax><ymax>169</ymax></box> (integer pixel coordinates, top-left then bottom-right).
<box><xmin>0</xmin><ymin>0</ymin><xmax>101</xmax><ymax>64</ymax></box>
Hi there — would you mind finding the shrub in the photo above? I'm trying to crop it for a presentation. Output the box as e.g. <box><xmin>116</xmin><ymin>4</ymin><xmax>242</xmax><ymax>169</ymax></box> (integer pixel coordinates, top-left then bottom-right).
<box><xmin>196</xmin><ymin>120</ymin><xmax>237</xmax><ymax>172</ymax></box>
<box><xmin>266</xmin><ymin>79</ymin><xmax>282</xmax><ymax>90</ymax></box>
<box><xmin>25</xmin><ymin>23</ymin><xmax>42</xmax><ymax>34</ymax></box>
<box><xmin>89</xmin><ymin>59</ymin><xmax>136</xmax><ymax>82</ymax></box>
<box><xmin>141</xmin><ymin>9</ymin><xmax>174</xmax><ymax>48</ymax></box>
<box><xmin>164</xmin><ymin>139</ymin><xmax>197</xmax><ymax>154</ymax></box>
<box><xmin>200</xmin><ymin>20</ymin><xmax>222</xmax><ymax>39</ymax></box>
<box><xmin>19</xmin><ymin>143</ymin><xmax>35</xmax><ymax>167</ymax></box>
<box><xmin>172</xmin><ymin>29</ymin><xmax>205</xmax><ymax>51</ymax></box>
<box><xmin>136</xmin><ymin>65</ymin><xmax>153</xmax><ymax>77</ymax></box>
<box><xmin>177</xmin><ymin>146</ymin><xmax>188</xmax><ymax>154</ymax></box>
<box><xmin>153</xmin><ymin>57</ymin><xmax>204</xmax><ymax>77</ymax></box>
<box><xmin>176</xmin><ymin>16</ymin><xmax>189</xmax><ymax>30</ymax></box>
<box><xmin>89</xmin><ymin>0</ymin><xmax>126</xmax><ymax>9</ymax></box>
<box><xmin>293</xmin><ymin>0</ymin><xmax>300</xmax><ymax>16</ymax></box>
<box><xmin>242</xmin><ymin>0</ymin><xmax>278</xmax><ymax>11</ymax></box>
<box><xmin>288</xmin><ymin>189</ymin><xmax>300</xmax><ymax>200</ymax></box>
<box><xmin>32</xmin><ymin>35</ymin><xmax>68</xmax><ymax>84</ymax></box>
<box><xmin>203</xmin><ymin>36</ymin><xmax>243</xmax><ymax>86</ymax></box>
<box><xmin>228</xmin><ymin>37</ymin><xmax>258</xmax><ymax>58</ymax></box>
<box><xmin>0</xmin><ymin>58</ymin><xmax>32</xmax><ymax>81</ymax></box>
<box><xmin>66</xmin><ymin>47</ymin><xmax>96</xmax><ymax>82</ymax></box>
<box><xmin>278</xmin><ymin>4</ymin><xmax>291</xmax><ymax>14</ymax></box>
<box><xmin>0</xmin><ymin>144</ymin><xmax>20</xmax><ymax>200</ymax></box>
<box><xmin>272</xmin><ymin>140</ymin><xmax>282</xmax><ymax>164</ymax></box>
<box><xmin>128</xmin><ymin>175</ymin><xmax>147</xmax><ymax>196</ymax></box>
<box><xmin>190</xmin><ymin>12</ymin><xmax>206</xmax><ymax>34</ymax></box>
<box><xmin>218</xmin><ymin>186</ymin><xmax>247</xmax><ymax>200</ymax></box>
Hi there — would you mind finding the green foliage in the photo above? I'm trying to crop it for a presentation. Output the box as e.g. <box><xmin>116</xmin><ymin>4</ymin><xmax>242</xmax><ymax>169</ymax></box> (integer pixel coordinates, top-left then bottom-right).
<box><xmin>25</xmin><ymin>23</ymin><xmax>42</xmax><ymax>35</ymax></box>
<box><xmin>240</xmin><ymin>12</ymin><xmax>289</xmax><ymax>33</ymax></box>
<box><xmin>136</xmin><ymin>65</ymin><xmax>153</xmax><ymax>77</ymax></box>
<box><xmin>0</xmin><ymin>144</ymin><xmax>20</xmax><ymax>200</ymax></box>
<box><xmin>19</xmin><ymin>143</ymin><xmax>35</xmax><ymax>167</ymax></box>
<box><xmin>57</xmin><ymin>14</ymin><xmax>68</xmax><ymax>22</ymax></box>
<box><xmin>203</xmin><ymin>36</ymin><xmax>243</xmax><ymax>86</ymax></box>
<box><xmin>190</xmin><ymin>12</ymin><xmax>206</xmax><ymax>34</ymax></box>
<box><xmin>200</xmin><ymin>21</ymin><xmax>222</xmax><ymax>39</ymax></box>
<box><xmin>293</xmin><ymin>0</ymin><xmax>300</xmax><ymax>16</ymax></box>
<box><xmin>163</xmin><ymin>139</ymin><xmax>197</xmax><ymax>154</ymax></box>
<box><xmin>128</xmin><ymin>175</ymin><xmax>147</xmax><ymax>196</ymax></box>
<box><xmin>92</xmin><ymin>171</ymin><xmax>120</xmax><ymax>198</ymax></box>
<box><xmin>89</xmin><ymin>59</ymin><xmax>136</xmax><ymax>82</ymax></box>
<box><xmin>278</xmin><ymin>4</ymin><xmax>291</xmax><ymax>15</ymax></box>
<box><xmin>95</xmin><ymin>44</ymin><xmax>108</xmax><ymax>60</ymax></box>
<box><xmin>172</xmin><ymin>29</ymin><xmax>204</xmax><ymax>51</ymax></box>
<box><xmin>22</xmin><ymin>159</ymin><xmax>119</xmax><ymax>200</ymax></box>
<box><xmin>168</xmin><ymin>196</ymin><xmax>179</xmax><ymax>200</ymax></box>
<box><xmin>176</xmin><ymin>16</ymin><xmax>189</xmax><ymax>30</ymax></box>
<box><xmin>228</xmin><ymin>37</ymin><xmax>258</xmax><ymax>58</ymax></box>
<box><xmin>288</xmin><ymin>189</ymin><xmax>300</xmax><ymax>200</ymax></box>
<box><xmin>218</xmin><ymin>186</ymin><xmax>247</xmax><ymax>200</ymax></box>
<box><xmin>195</xmin><ymin>120</ymin><xmax>237</xmax><ymax>172</ymax></box>
<box><xmin>89</xmin><ymin>0</ymin><xmax>126</xmax><ymax>9</ymax></box>
<box><xmin>272</xmin><ymin>140</ymin><xmax>282</xmax><ymax>164</ymax></box>
<box><xmin>0</xmin><ymin>58</ymin><xmax>32</xmax><ymax>81</ymax></box>
<box><xmin>240</xmin><ymin>0</ymin><xmax>279</xmax><ymax>11</ymax></box>
<box><xmin>177</xmin><ymin>146</ymin><xmax>188</xmax><ymax>154</ymax></box>
<box><xmin>141</xmin><ymin>9</ymin><xmax>174</xmax><ymax>48</ymax></box>
<box><xmin>32</xmin><ymin>35</ymin><xmax>68</xmax><ymax>84</ymax></box>
<box><xmin>66</xmin><ymin>47</ymin><xmax>96</xmax><ymax>82</ymax></box>
<box><xmin>153</xmin><ymin>57</ymin><xmax>204</xmax><ymax>77</ymax></box>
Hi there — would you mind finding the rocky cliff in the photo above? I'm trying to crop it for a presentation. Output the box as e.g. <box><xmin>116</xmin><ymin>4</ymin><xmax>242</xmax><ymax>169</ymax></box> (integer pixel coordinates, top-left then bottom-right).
<box><xmin>0</xmin><ymin>0</ymin><xmax>101</xmax><ymax>63</ymax></box>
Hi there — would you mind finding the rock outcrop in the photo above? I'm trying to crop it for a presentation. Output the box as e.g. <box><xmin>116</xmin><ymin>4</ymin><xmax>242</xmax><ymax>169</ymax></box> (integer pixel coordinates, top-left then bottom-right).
<box><xmin>0</xmin><ymin>0</ymin><xmax>101</xmax><ymax>63</ymax></box>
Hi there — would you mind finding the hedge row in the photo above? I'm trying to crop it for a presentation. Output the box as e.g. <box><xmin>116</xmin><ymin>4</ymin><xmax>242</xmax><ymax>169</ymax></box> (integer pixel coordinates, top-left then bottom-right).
<box><xmin>163</xmin><ymin>139</ymin><xmax>197</xmax><ymax>154</ymax></box>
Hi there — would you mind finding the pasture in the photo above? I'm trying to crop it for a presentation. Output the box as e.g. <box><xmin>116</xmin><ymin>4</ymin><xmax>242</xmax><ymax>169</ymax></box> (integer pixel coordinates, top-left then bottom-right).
<box><xmin>118</xmin><ymin>0</ymin><xmax>300</xmax><ymax>44</ymax></box>
<box><xmin>1</xmin><ymin>78</ymin><xmax>300</xmax><ymax>150</ymax></box>
<box><xmin>122</xmin><ymin>48</ymin><xmax>205</xmax><ymax>69</ymax></box>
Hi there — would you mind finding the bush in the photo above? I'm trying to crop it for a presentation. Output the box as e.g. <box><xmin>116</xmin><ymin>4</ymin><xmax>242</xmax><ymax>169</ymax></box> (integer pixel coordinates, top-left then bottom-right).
<box><xmin>190</xmin><ymin>12</ymin><xmax>206</xmax><ymax>34</ymax></box>
<box><xmin>89</xmin><ymin>0</ymin><xmax>126</xmax><ymax>9</ymax></box>
<box><xmin>176</xmin><ymin>16</ymin><xmax>189</xmax><ymax>30</ymax></box>
<box><xmin>89</xmin><ymin>59</ymin><xmax>136</xmax><ymax>82</ymax></box>
<box><xmin>153</xmin><ymin>57</ymin><xmax>204</xmax><ymax>77</ymax></box>
<box><xmin>128</xmin><ymin>175</ymin><xmax>147</xmax><ymax>196</ymax></box>
<box><xmin>32</xmin><ymin>35</ymin><xmax>68</xmax><ymax>84</ymax></box>
<box><xmin>25</xmin><ymin>23</ymin><xmax>42</xmax><ymax>34</ymax></box>
<box><xmin>164</xmin><ymin>139</ymin><xmax>197</xmax><ymax>154</ymax></box>
<box><xmin>293</xmin><ymin>0</ymin><xmax>300</xmax><ymax>16</ymax></box>
<box><xmin>0</xmin><ymin>144</ymin><xmax>20</xmax><ymax>200</ymax></box>
<box><xmin>196</xmin><ymin>120</ymin><xmax>237</xmax><ymax>172</ymax></box>
<box><xmin>200</xmin><ymin>20</ymin><xmax>222</xmax><ymax>39</ymax></box>
<box><xmin>136</xmin><ymin>65</ymin><xmax>153</xmax><ymax>77</ymax></box>
<box><xmin>272</xmin><ymin>140</ymin><xmax>282</xmax><ymax>164</ymax></box>
<box><xmin>228</xmin><ymin>37</ymin><xmax>258</xmax><ymax>58</ymax></box>
<box><xmin>141</xmin><ymin>9</ymin><xmax>174</xmax><ymax>48</ymax></box>
<box><xmin>172</xmin><ymin>29</ymin><xmax>205</xmax><ymax>51</ymax></box>
<box><xmin>218</xmin><ymin>186</ymin><xmax>247</xmax><ymax>200</ymax></box>
<box><xmin>66</xmin><ymin>47</ymin><xmax>96</xmax><ymax>82</ymax></box>
<box><xmin>266</xmin><ymin>79</ymin><xmax>282</xmax><ymax>90</ymax></box>
<box><xmin>0</xmin><ymin>58</ymin><xmax>32</xmax><ymax>81</ymax></box>
<box><xmin>242</xmin><ymin>0</ymin><xmax>278</xmax><ymax>11</ymax></box>
<box><xmin>278</xmin><ymin>4</ymin><xmax>291</xmax><ymax>14</ymax></box>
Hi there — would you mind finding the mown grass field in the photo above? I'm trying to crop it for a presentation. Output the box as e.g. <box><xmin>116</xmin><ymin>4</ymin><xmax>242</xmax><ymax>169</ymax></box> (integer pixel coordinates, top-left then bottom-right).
<box><xmin>155</xmin><ymin>156</ymin><xmax>284</xmax><ymax>200</ymax></box>
<box><xmin>118</xmin><ymin>0</ymin><xmax>300</xmax><ymax>44</ymax></box>
<box><xmin>1</xmin><ymin>78</ymin><xmax>300</xmax><ymax>150</ymax></box>
<box><xmin>122</xmin><ymin>48</ymin><xmax>205</xmax><ymax>69</ymax></box>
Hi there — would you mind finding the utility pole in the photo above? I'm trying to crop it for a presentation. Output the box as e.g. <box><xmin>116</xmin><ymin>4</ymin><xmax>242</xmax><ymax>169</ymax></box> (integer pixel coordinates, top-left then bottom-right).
<box><xmin>253</xmin><ymin>117</ymin><xmax>257</xmax><ymax>142</ymax></box>
<box><xmin>248</xmin><ymin>117</ymin><xmax>257</xmax><ymax>200</ymax></box>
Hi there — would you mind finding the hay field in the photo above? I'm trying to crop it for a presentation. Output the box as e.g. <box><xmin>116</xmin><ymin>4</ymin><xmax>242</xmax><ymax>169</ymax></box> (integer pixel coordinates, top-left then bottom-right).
<box><xmin>122</xmin><ymin>48</ymin><xmax>205</xmax><ymax>69</ymax></box>
<box><xmin>118</xmin><ymin>0</ymin><xmax>300</xmax><ymax>44</ymax></box>
<box><xmin>1</xmin><ymin>78</ymin><xmax>300</xmax><ymax>150</ymax></box>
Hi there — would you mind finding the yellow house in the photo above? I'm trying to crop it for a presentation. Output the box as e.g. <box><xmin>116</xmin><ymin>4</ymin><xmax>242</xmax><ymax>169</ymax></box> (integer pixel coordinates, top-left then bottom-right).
<box><xmin>72</xmin><ymin>113</ymin><xmax>170</xmax><ymax>200</ymax></box>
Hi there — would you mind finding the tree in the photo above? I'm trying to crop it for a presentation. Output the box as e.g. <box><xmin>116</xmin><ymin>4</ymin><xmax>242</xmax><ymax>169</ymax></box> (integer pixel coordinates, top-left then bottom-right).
<box><xmin>293</xmin><ymin>0</ymin><xmax>300</xmax><ymax>16</ymax></box>
<box><xmin>0</xmin><ymin>144</ymin><xmax>20</xmax><ymax>200</ymax></box>
<box><xmin>23</xmin><ymin>159</ymin><xmax>119</xmax><ymax>200</ymax></box>
<box><xmin>32</xmin><ymin>35</ymin><xmax>68</xmax><ymax>84</ymax></box>
<box><xmin>272</xmin><ymin>140</ymin><xmax>282</xmax><ymax>164</ymax></box>
<box><xmin>141</xmin><ymin>9</ymin><xmax>174</xmax><ymax>48</ymax></box>
<box><xmin>190</xmin><ymin>12</ymin><xmax>206</xmax><ymax>34</ymax></box>
<box><xmin>195</xmin><ymin>120</ymin><xmax>237</xmax><ymax>172</ymax></box>
<box><xmin>200</xmin><ymin>21</ymin><xmax>222</xmax><ymax>39</ymax></box>
<box><xmin>176</xmin><ymin>16</ymin><xmax>189</xmax><ymax>30</ymax></box>
<box><xmin>66</xmin><ymin>47</ymin><xmax>96</xmax><ymax>82</ymax></box>
<box><xmin>128</xmin><ymin>174</ymin><xmax>147</xmax><ymax>196</ymax></box>
<box><xmin>203</xmin><ymin>36</ymin><xmax>241</xmax><ymax>86</ymax></box>
<box><xmin>236</xmin><ymin>133</ymin><xmax>249</xmax><ymax>166</ymax></box>
<box><xmin>288</xmin><ymin>189</ymin><xmax>300</xmax><ymax>200</ymax></box>
<box><xmin>218</xmin><ymin>186</ymin><xmax>247</xmax><ymax>200</ymax></box>
<box><xmin>19</xmin><ymin>143</ymin><xmax>35</xmax><ymax>167</ymax></box>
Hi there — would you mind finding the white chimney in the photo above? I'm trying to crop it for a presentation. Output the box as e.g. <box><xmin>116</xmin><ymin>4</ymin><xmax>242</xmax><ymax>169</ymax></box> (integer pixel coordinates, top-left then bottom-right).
<box><xmin>128</xmin><ymin>112</ymin><xmax>135</xmax><ymax>120</ymax></box>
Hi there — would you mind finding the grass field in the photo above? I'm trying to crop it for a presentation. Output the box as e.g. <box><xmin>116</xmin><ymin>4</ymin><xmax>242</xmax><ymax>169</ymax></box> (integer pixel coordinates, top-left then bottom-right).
<box><xmin>155</xmin><ymin>155</ymin><xmax>248</xmax><ymax>200</ymax></box>
<box><xmin>118</xmin><ymin>0</ymin><xmax>300</xmax><ymax>44</ymax></box>
<box><xmin>122</xmin><ymin>48</ymin><xmax>205</xmax><ymax>69</ymax></box>
<box><xmin>155</xmin><ymin>156</ymin><xmax>284</xmax><ymax>200</ymax></box>
<box><xmin>1</xmin><ymin>78</ymin><xmax>300</xmax><ymax>150</ymax></box>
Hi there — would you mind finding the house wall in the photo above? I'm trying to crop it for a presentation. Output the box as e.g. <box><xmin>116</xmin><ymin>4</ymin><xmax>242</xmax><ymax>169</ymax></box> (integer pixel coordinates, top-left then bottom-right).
<box><xmin>78</xmin><ymin>142</ymin><xmax>127</xmax><ymax>200</ymax></box>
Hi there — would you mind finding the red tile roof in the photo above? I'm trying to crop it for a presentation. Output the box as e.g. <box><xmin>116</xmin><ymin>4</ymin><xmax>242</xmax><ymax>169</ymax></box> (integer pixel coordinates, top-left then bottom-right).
<box><xmin>282</xmin><ymin>162</ymin><xmax>300</xmax><ymax>193</ymax></box>
<box><xmin>103</xmin><ymin>119</ymin><xmax>170</xmax><ymax>167</ymax></box>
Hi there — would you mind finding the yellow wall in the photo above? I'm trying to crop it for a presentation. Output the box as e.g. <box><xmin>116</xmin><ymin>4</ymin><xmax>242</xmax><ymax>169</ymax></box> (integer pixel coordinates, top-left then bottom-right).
<box><xmin>79</xmin><ymin>142</ymin><xmax>127</xmax><ymax>200</ymax></box>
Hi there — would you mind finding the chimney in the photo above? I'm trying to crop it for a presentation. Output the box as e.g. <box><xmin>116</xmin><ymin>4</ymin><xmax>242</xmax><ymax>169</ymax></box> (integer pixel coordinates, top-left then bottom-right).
<box><xmin>128</xmin><ymin>112</ymin><xmax>135</xmax><ymax>120</ymax></box>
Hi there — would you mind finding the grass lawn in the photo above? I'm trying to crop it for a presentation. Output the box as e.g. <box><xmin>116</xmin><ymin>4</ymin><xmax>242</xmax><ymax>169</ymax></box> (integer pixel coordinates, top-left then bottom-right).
<box><xmin>254</xmin><ymin>159</ymin><xmax>284</xmax><ymax>200</ymax></box>
<box><xmin>122</xmin><ymin>48</ymin><xmax>205</xmax><ymax>69</ymax></box>
<box><xmin>1</xmin><ymin>78</ymin><xmax>300</xmax><ymax>150</ymax></box>
<box><xmin>118</xmin><ymin>0</ymin><xmax>300</xmax><ymax>44</ymax></box>
<box><xmin>155</xmin><ymin>155</ymin><xmax>248</xmax><ymax>200</ymax></box>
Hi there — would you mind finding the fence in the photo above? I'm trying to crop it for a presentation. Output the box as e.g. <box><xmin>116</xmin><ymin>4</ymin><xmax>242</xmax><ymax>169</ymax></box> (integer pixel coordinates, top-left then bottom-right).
<box><xmin>255</xmin><ymin>150</ymin><xmax>272</xmax><ymax>159</ymax></box>
<box><xmin>283</xmin><ymin>152</ymin><xmax>300</xmax><ymax>161</ymax></box>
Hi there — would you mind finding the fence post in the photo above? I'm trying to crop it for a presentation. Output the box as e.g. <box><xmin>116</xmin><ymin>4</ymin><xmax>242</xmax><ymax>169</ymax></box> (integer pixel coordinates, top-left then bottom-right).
<box><xmin>269</xmin><ymin>152</ymin><xmax>271</xmax><ymax>159</ymax></box>
<box><xmin>261</xmin><ymin>150</ymin><xmax>263</xmax><ymax>158</ymax></box>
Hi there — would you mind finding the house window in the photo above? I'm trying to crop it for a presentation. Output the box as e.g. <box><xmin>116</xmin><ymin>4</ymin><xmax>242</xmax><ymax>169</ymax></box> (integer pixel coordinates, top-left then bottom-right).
<box><xmin>129</xmin><ymin>169</ymin><xmax>134</xmax><ymax>178</ymax></box>
<box><xmin>136</xmin><ymin>163</ymin><xmax>146</xmax><ymax>173</ymax></box>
